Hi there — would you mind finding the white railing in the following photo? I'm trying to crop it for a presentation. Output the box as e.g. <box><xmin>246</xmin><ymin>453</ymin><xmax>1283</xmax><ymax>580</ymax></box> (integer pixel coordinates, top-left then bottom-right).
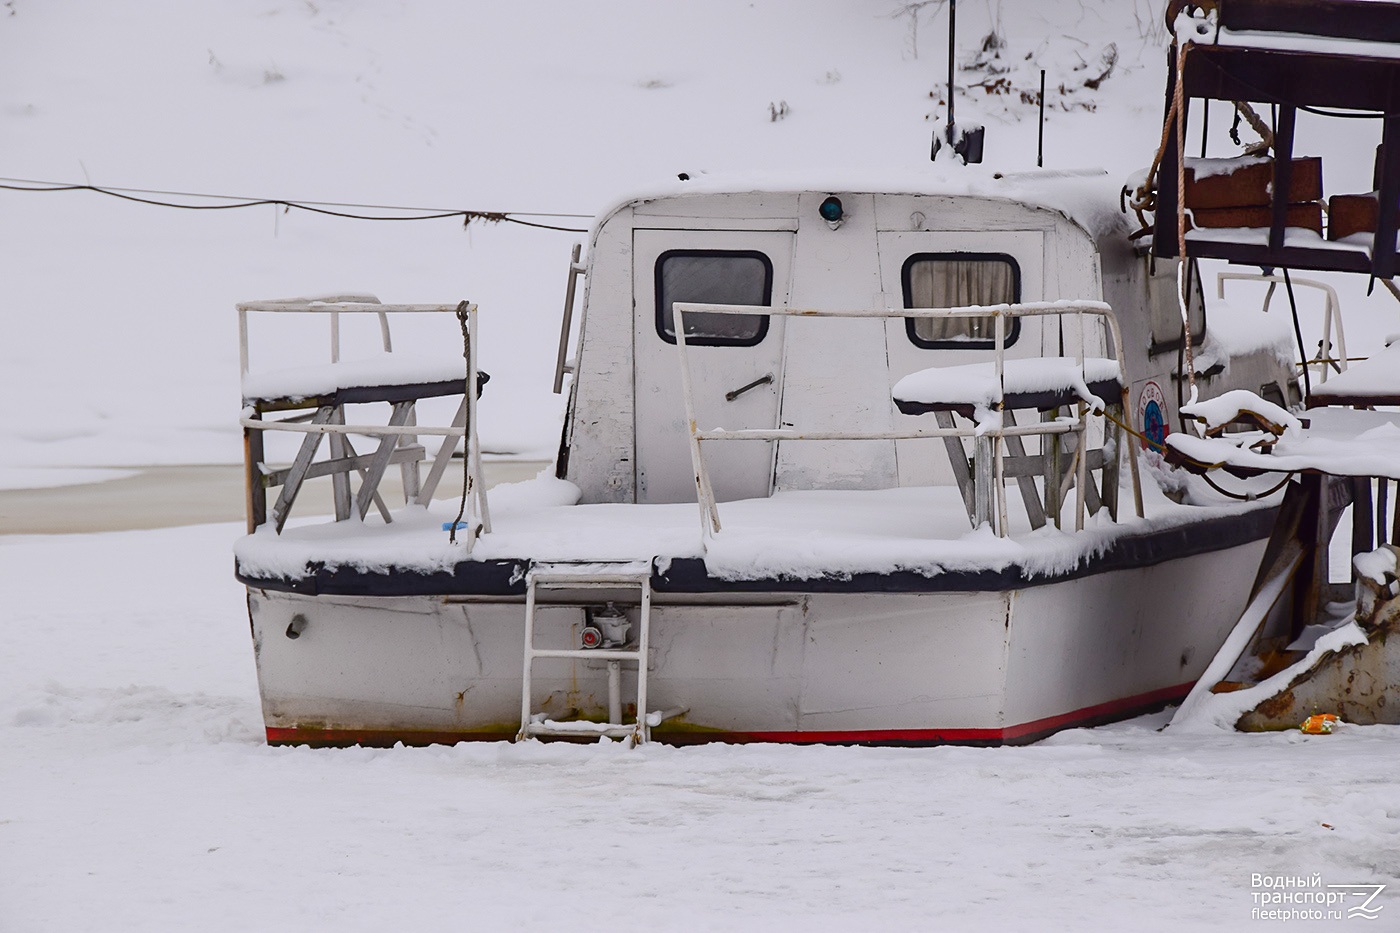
<box><xmin>236</xmin><ymin>298</ymin><xmax>489</xmax><ymax>548</ymax></box>
<box><xmin>1216</xmin><ymin>271</ymin><xmax>1347</xmax><ymax>383</ymax></box>
<box><xmin>672</xmin><ymin>299</ymin><xmax>1143</xmax><ymax>538</ymax></box>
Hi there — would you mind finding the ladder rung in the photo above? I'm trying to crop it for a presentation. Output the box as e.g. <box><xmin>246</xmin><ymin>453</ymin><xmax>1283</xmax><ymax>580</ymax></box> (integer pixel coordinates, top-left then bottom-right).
<box><xmin>523</xmin><ymin>720</ymin><xmax>638</xmax><ymax>739</ymax></box>
<box><xmin>529</xmin><ymin>574</ymin><xmax>651</xmax><ymax>586</ymax></box>
<box><xmin>527</xmin><ymin>647</ymin><xmax>642</xmax><ymax>662</ymax></box>
<box><xmin>521</xmin><ymin>559</ymin><xmax>656</xmax><ymax>743</ymax></box>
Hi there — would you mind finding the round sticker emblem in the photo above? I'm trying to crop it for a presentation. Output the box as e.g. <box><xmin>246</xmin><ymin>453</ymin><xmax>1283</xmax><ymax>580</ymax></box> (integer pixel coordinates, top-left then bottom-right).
<box><xmin>1138</xmin><ymin>380</ymin><xmax>1169</xmax><ymax>452</ymax></box>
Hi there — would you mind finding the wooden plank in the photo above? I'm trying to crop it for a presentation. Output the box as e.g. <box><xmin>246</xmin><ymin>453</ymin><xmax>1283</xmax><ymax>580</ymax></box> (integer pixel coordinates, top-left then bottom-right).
<box><xmin>1185</xmin><ymin>157</ymin><xmax>1321</xmax><ymax>209</ymax></box>
<box><xmin>1217</xmin><ymin>0</ymin><xmax>1400</xmax><ymax>44</ymax></box>
<box><xmin>1188</xmin><ymin>203</ymin><xmax>1321</xmax><ymax>234</ymax></box>
<box><xmin>261</xmin><ymin>444</ymin><xmax>427</xmax><ymax>487</ymax></box>
<box><xmin>272</xmin><ymin>407</ymin><xmax>333</xmax><ymax>533</ymax></box>
<box><xmin>243</xmin><ymin>412</ymin><xmax>266</xmax><ymax>533</ymax></box>
<box><xmin>355</xmin><ymin>402</ymin><xmax>415</xmax><ymax>520</ymax></box>
<box><xmin>339</xmin><ymin>434</ymin><xmax>393</xmax><ymax>524</ymax></box>
<box><xmin>399</xmin><ymin>404</ymin><xmax>422</xmax><ymax>503</ymax></box>
<box><xmin>1002</xmin><ymin>412</ymin><xmax>1046</xmax><ymax>530</ymax></box>
<box><xmin>416</xmin><ymin>398</ymin><xmax>467</xmax><ymax>506</ymax></box>
<box><xmin>934</xmin><ymin>410</ymin><xmax>977</xmax><ymax>527</ymax></box>
<box><xmin>328</xmin><ymin>406</ymin><xmax>351</xmax><ymax>522</ymax></box>
<box><xmin>1185</xmin><ymin>46</ymin><xmax>1400</xmax><ymax>113</ymax></box>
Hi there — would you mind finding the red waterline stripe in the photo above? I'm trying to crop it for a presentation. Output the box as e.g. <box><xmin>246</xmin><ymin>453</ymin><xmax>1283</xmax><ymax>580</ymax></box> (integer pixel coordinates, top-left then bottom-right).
<box><xmin>265</xmin><ymin>681</ymin><xmax>1195</xmax><ymax>748</ymax></box>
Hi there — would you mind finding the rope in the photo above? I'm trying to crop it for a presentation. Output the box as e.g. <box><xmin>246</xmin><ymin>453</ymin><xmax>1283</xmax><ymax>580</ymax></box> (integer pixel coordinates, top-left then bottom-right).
<box><xmin>1100</xmin><ymin>406</ymin><xmax>1295</xmax><ymax>498</ymax></box>
<box><xmin>0</xmin><ymin>177</ymin><xmax>590</xmax><ymax>232</ymax></box>
<box><xmin>1203</xmin><ymin>470</ymin><xmax>1294</xmax><ymax>501</ymax></box>
<box><xmin>448</xmin><ymin>300</ymin><xmax>473</xmax><ymax>545</ymax></box>
<box><xmin>1174</xmin><ymin>40</ymin><xmax>1200</xmax><ymax>402</ymax></box>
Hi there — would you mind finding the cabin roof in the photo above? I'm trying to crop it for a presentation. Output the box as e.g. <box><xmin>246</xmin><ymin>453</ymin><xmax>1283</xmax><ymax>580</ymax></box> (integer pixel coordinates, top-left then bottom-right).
<box><xmin>594</xmin><ymin>167</ymin><xmax>1134</xmax><ymax>246</ymax></box>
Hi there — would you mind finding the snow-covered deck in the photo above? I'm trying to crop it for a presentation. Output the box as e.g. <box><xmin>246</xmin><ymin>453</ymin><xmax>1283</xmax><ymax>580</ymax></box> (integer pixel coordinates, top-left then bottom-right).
<box><xmin>234</xmin><ymin>474</ymin><xmax>1278</xmax><ymax>590</ymax></box>
<box><xmin>1168</xmin><ymin>407</ymin><xmax>1400</xmax><ymax>481</ymax></box>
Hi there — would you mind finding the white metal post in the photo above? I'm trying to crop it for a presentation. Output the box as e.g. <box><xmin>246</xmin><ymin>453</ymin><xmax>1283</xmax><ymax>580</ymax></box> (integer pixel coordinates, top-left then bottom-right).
<box><xmin>635</xmin><ymin>578</ymin><xmax>652</xmax><ymax>743</ymax></box>
<box><xmin>673</xmin><ymin>306</ymin><xmax>720</xmax><ymax>534</ymax></box>
<box><xmin>519</xmin><ymin>577</ymin><xmax>538</xmax><ymax>739</ymax></box>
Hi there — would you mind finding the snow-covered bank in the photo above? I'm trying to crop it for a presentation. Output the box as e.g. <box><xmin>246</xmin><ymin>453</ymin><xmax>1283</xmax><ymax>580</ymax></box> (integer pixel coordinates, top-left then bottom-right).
<box><xmin>8</xmin><ymin>0</ymin><xmax>1393</xmax><ymax>474</ymax></box>
<box><xmin>3</xmin><ymin>523</ymin><xmax>1397</xmax><ymax>931</ymax></box>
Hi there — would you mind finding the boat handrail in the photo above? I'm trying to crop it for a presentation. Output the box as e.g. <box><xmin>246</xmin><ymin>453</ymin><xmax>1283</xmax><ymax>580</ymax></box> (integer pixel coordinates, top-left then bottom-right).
<box><xmin>237</xmin><ymin>299</ymin><xmax>489</xmax><ymax>550</ymax></box>
<box><xmin>1215</xmin><ymin>271</ymin><xmax>1347</xmax><ymax>385</ymax></box>
<box><xmin>237</xmin><ymin>296</ymin><xmax>466</xmax><ymax>375</ymax></box>
<box><xmin>671</xmin><ymin>299</ymin><xmax>1141</xmax><ymax>538</ymax></box>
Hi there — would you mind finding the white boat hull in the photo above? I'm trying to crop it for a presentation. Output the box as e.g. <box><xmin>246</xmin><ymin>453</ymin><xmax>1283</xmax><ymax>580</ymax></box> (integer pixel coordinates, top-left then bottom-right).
<box><xmin>244</xmin><ymin>536</ymin><xmax>1267</xmax><ymax>746</ymax></box>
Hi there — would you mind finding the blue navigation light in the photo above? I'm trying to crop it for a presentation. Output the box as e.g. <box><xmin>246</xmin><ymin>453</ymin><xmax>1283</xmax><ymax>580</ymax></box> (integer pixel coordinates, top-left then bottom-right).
<box><xmin>819</xmin><ymin>196</ymin><xmax>843</xmax><ymax>223</ymax></box>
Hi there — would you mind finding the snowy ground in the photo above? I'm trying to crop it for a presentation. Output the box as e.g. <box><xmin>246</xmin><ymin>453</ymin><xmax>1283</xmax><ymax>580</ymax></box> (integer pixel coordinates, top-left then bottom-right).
<box><xmin>3</xmin><ymin>521</ymin><xmax>1398</xmax><ymax>931</ymax></box>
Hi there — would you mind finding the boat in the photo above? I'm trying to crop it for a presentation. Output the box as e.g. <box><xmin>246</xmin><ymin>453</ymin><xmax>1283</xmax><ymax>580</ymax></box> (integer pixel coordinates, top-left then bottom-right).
<box><xmin>231</xmin><ymin>3</ymin><xmax>1361</xmax><ymax>748</ymax></box>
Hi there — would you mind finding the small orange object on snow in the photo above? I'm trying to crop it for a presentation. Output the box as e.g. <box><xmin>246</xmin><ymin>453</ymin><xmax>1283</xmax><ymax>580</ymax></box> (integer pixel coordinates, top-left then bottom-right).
<box><xmin>1300</xmin><ymin>714</ymin><xmax>1340</xmax><ymax>734</ymax></box>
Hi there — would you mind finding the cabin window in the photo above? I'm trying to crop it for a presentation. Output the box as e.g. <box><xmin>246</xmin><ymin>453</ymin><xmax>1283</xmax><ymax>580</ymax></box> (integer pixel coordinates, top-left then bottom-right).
<box><xmin>1148</xmin><ymin>258</ymin><xmax>1207</xmax><ymax>354</ymax></box>
<box><xmin>902</xmin><ymin>253</ymin><xmax>1021</xmax><ymax>349</ymax></box>
<box><xmin>655</xmin><ymin>250</ymin><xmax>771</xmax><ymax>346</ymax></box>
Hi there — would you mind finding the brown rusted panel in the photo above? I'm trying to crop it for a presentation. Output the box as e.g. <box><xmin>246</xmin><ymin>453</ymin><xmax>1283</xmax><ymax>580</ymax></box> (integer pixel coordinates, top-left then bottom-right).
<box><xmin>1186</xmin><ymin>202</ymin><xmax>1322</xmax><ymax>234</ymax></box>
<box><xmin>1184</xmin><ymin>157</ymin><xmax>1322</xmax><ymax>209</ymax></box>
<box><xmin>1216</xmin><ymin>0</ymin><xmax>1400</xmax><ymax>44</ymax></box>
<box><xmin>1237</xmin><ymin>555</ymin><xmax>1400</xmax><ymax>730</ymax></box>
<box><xmin>1328</xmin><ymin>192</ymin><xmax>1380</xmax><ymax>241</ymax></box>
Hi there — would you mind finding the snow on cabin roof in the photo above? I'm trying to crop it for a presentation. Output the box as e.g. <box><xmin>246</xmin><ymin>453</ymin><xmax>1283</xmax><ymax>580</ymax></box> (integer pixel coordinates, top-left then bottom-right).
<box><xmin>593</xmin><ymin>167</ymin><xmax>1135</xmax><ymax>245</ymax></box>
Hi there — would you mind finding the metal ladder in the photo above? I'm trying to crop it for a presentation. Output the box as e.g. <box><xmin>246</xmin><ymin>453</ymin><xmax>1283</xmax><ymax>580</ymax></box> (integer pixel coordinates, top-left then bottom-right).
<box><xmin>517</xmin><ymin>560</ymin><xmax>682</xmax><ymax>744</ymax></box>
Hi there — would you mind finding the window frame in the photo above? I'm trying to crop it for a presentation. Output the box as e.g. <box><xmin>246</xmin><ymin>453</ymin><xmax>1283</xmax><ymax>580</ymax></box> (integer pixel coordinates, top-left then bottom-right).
<box><xmin>654</xmin><ymin>248</ymin><xmax>773</xmax><ymax>348</ymax></box>
<box><xmin>901</xmin><ymin>251</ymin><xmax>1023</xmax><ymax>350</ymax></box>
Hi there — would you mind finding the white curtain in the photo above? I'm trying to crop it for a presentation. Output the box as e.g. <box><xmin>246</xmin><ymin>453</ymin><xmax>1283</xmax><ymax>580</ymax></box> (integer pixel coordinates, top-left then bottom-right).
<box><xmin>908</xmin><ymin>258</ymin><xmax>1014</xmax><ymax>342</ymax></box>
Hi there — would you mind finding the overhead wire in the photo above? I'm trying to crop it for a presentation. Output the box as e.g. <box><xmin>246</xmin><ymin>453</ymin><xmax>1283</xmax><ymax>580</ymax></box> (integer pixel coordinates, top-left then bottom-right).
<box><xmin>0</xmin><ymin>175</ymin><xmax>592</xmax><ymax>232</ymax></box>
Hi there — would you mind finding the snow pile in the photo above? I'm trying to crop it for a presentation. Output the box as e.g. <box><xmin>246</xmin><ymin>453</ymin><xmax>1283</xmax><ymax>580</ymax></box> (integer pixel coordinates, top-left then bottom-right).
<box><xmin>1310</xmin><ymin>339</ymin><xmax>1400</xmax><ymax>403</ymax></box>
<box><xmin>240</xmin><ymin>352</ymin><xmax>468</xmax><ymax>400</ymax></box>
<box><xmin>893</xmin><ymin>355</ymin><xmax>1121</xmax><ymax>422</ymax></box>
<box><xmin>1179</xmin><ymin>388</ymin><xmax>1302</xmax><ymax>434</ymax></box>
<box><xmin>1170</xmin><ymin>620</ymin><xmax>1369</xmax><ymax>734</ymax></box>
<box><xmin>1193</xmin><ymin>295</ymin><xmax>1296</xmax><ymax>373</ymax></box>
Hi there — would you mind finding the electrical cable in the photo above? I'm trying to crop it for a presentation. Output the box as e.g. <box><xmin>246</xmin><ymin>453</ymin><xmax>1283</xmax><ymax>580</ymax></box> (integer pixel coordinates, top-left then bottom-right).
<box><xmin>0</xmin><ymin>175</ymin><xmax>591</xmax><ymax>232</ymax></box>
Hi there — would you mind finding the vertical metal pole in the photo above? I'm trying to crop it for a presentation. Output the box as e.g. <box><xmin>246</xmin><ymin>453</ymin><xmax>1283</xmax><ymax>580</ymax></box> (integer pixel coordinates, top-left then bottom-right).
<box><xmin>674</xmin><ymin>306</ymin><xmax>720</xmax><ymax>533</ymax></box>
<box><xmin>1037</xmin><ymin>69</ymin><xmax>1046</xmax><ymax>168</ymax></box>
<box><xmin>377</xmin><ymin>310</ymin><xmax>392</xmax><ymax>353</ymax></box>
<box><xmin>1269</xmin><ymin>105</ymin><xmax>1297</xmax><ymax>255</ymax></box>
<box><xmin>946</xmin><ymin>0</ymin><xmax>957</xmax><ymax>143</ymax></box>
<box><xmin>238</xmin><ymin>308</ymin><xmax>250</xmax><ymax>375</ymax></box>
<box><xmin>330</xmin><ymin>310</ymin><xmax>341</xmax><ymax>364</ymax></box>
<box><xmin>635</xmin><ymin>580</ymin><xmax>652</xmax><ymax>743</ymax></box>
<box><xmin>1199</xmin><ymin>99</ymin><xmax>1210</xmax><ymax>159</ymax></box>
<box><xmin>467</xmin><ymin>307</ymin><xmax>490</xmax><ymax>536</ymax></box>
<box><xmin>607</xmin><ymin>660</ymin><xmax>622</xmax><ymax>726</ymax></box>
<box><xmin>1075</xmin><ymin>408</ymin><xmax>1089</xmax><ymax>532</ymax></box>
<box><xmin>519</xmin><ymin>577</ymin><xmax>538</xmax><ymax>739</ymax></box>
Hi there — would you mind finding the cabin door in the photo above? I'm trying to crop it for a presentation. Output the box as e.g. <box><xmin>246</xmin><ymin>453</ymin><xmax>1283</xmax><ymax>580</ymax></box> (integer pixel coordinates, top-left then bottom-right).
<box><xmin>632</xmin><ymin>229</ymin><xmax>793</xmax><ymax>504</ymax></box>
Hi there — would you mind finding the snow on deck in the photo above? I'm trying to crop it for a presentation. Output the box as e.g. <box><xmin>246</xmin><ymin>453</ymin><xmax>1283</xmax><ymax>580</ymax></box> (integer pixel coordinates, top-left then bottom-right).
<box><xmin>892</xmin><ymin>356</ymin><xmax>1120</xmax><ymax>414</ymax></box>
<box><xmin>235</xmin><ymin>472</ymin><xmax>1273</xmax><ymax>584</ymax></box>
<box><xmin>1168</xmin><ymin>407</ymin><xmax>1400</xmax><ymax>480</ymax></box>
<box><xmin>240</xmin><ymin>353</ymin><xmax>467</xmax><ymax>401</ymax></box>
<box><xmin>1309</xmin><ymin>339</ymin><xmax>1400</xmax><ymax>404</ymax></box>
<box><xmin>5</xmin><ymin>522</ymin><xmax>1398</xmax><ymax>931</ymax></box>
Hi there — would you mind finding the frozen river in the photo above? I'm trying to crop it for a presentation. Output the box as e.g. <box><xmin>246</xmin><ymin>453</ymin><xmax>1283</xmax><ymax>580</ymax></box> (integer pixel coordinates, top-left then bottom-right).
<box><xmin>1</xmin><ymin>481</ymin><xmax>1396</xmax><ymax>929</ymax></box>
